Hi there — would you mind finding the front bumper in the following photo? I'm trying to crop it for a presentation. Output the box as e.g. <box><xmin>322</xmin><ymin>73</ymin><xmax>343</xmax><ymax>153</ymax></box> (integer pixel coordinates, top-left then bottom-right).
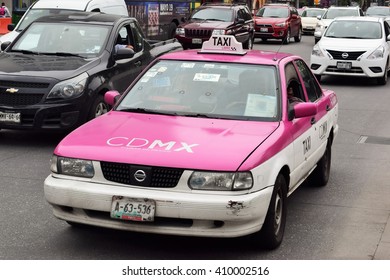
<box><xmin>254</xmin><ymin>26</ymin><xmax>287</xmax><ymax>39</ymax></box>
<box><xmin>44</xmin><ymin>174</ymin><xmax>274</xmax><ymax>238</ymax></box>
<box><xmin>310</xmin><ymin>55</ymin><xmax>387</xmax><ymax>78</ymax></box>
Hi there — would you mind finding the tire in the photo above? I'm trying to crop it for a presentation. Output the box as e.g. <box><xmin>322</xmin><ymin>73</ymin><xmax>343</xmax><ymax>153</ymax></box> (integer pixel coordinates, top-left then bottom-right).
<box><xmin>243</xmin><ymin>34</ymin><xmax>254</xmax><ymax>50</ymax></box>
<box><xmin>377</xmin><ymin>62</ymin><xmax>388</xmax><ymax>85</ymax></box>
<box><xmin>294</xmin><ymin>27</ymin><xmax>302</xmax><ymax>42</ymax></box>
<box><xmin>310</xmin><ymin>141</ymin><xmax>332</xmax><ymax>187</ymax></box>
<box><xmin>283</xmin><ymin>29</ymin><xmax>291</xmax><ymax>44</ymax></box>
<box><xmin>261</xmin><ymin>38</ymin><xmax>268</xmax><ymax>43</ymax></box>
<box><xmin>258</xmin><ymin>173</ymin><xmax>287</xmax><ymax>250</ymax></box>
<box><xmin>314</xmin><ymin>37</ymin><xmax>320</xmax><ymax>44</ymax></box>
<box><xmin>88</xmin><ymin>94</ymin><xmax>110</xmax><ymax>121</ymax></box>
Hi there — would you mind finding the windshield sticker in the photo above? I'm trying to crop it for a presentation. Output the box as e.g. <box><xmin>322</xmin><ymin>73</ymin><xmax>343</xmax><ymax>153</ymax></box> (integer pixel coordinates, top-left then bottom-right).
<box><xmin>203</xmin><ymin>64</ymin><xmax>215</xmax><ymax>69</ymax></box>
<box><xmin>157</xmin><ymin>67</ymin><xmax>168</xmax><ymax>73</ymax></box>
<box><xmin>181</xmin><ymin>63</ymin><xmax>195</xmax><ymax>68</ymax></box>
<box><xmin>245</xmin><ymin>94</ymin><xmax>276</xmax><ymax>117</ymax></box>
<box><xmin>153</xmin><ymin>77</ymin><xmax>171</xmax><ymax>87</ymax></box>
<box><xmin>194</xmin><ymin>73</ymin><xmax>220</xmax><ymax>82</ymax></box>
<box><xmin>140</xmin><ymin>78</ymin><xmax>150</xmax><ymax>83</ymax></box>
<box><xmin>145</xmin><ymin>71</ymin><xmax>158</xmax><ymax>77</ymax></box>
<box><xmin>107</xmin><ymin>137</ymin><xmax>199</xmax><ymax>153</ymax></box>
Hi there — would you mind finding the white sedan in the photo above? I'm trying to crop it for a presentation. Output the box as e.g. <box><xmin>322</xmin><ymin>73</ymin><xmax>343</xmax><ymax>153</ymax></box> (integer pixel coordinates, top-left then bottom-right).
<box><xmin>301</xmin><ymin>7</ymin><xmax>326</xmax><ymax>35</ymax></box>
<box><xmin>310</xmin><ymin>16</ymin><xmax>390</xmax><ymax>85</ymax></box>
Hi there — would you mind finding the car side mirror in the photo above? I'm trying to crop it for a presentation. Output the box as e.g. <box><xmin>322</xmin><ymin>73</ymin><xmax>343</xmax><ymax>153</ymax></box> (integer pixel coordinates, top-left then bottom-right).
<box><xmin>114</xmin><ymin>47</ymin><xmax>135</xmax><ymax>60</ymax></box>
<box><xmin>104</xmin><ymin>90</ymin><xmax>121</xmax><ymax>106</ymax></box>
<box><xmin>1</xmin><ymin>41</ymin><xmax>11</xmax><ymax>51</ymax></box>
<box><xmin>7</xmin><ymin>23</ymin><xmax>15</xmax><ymax>32</ymax></box>
<box><xmin>316</xmin><ymin>15</ymin><xmax>322</xmax><ymax>20</ymax></box>
<box><xmin>292</xmin><ymin>102</ymin><xmax>317</xmax><ymax>119</ymax></box>
<box><xmin>387</xmin><ymin>34</ymin><xmax>390</xmax><ymax>41</ymax></box>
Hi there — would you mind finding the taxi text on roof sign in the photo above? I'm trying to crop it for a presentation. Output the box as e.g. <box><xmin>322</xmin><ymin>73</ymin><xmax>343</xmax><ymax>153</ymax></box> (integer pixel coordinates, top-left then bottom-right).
<box><xmin>199</xmin><ymin>35</ymin><xmax>246</xmax><ymax>55</ymax></box>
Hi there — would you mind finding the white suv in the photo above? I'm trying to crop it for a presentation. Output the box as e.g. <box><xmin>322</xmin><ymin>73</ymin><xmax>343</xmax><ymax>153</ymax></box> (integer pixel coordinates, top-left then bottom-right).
<box><xmin>314</xmin><ymin>6</ymin><xmax>364</xmax><ymax>43</ymax></box>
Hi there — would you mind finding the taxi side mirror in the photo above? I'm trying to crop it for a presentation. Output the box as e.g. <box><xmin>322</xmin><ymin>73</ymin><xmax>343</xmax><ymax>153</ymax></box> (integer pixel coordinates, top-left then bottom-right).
<box><xmin>289</xmin><ymin>102</ymin><xmax>317</xmax><ymax>120</ymax></box>
<box><xmin>1</xmin><ymin>41</ymin><xmax>11</xmax><ymax>51</ymax></box>
<box><xmin>104</xmin><ymin>90</ymin><xmax>121</xmax><ymax>106</ymax></box>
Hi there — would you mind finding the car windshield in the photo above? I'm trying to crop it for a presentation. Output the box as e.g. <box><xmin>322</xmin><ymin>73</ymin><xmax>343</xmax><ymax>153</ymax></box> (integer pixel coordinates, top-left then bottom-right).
<box><xmin>323</xmin><ymin>9</ymin><xmax>359</xmax><ymax>19</ymax></box>
<box><xmin>117</xmin><ymin>60</ymin><xmax>280</xmax><ymax>121</ymax></box>
<box><xmin>366</xmin><ymin>7</ymin><xmax>390</xmax><ymax>16</ymax></box>
<box><xmin>191</xmin><ymin>8</ymin><xmax>233</xmax><ymax>22</ymax></box>
<box><xmin>302</xmin><ymin>9</ymin><xmax>325</xmax><ymax>18</ymax></box>
<box><xmin>324</xmin><ymin>20</ymin><xmax>382</xmax><ymax>39</ymax></box>
<box><xmin>11</xmin><ymin>22</ymin><xmax>110</xmax><ymax>58</ymax></box>
<box><xmin>256</xmin><ymin>7</ymin><xmax>289</xmax><ymax>18</ymax></box>
<box><xmin>17</xmin><ymin>9</ymin><xmax>80</xmax><ymax>31</ymax></box>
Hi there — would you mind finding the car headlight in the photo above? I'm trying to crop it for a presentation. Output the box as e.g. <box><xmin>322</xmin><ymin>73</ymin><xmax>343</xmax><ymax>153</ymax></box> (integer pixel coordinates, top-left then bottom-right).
<box><xmin>212</xmin><ymin>29</ymin><xmax>226</xmax><ymax>35</ymax></box>
<box><xmin>312</xmin><ymin>44</ymin><xmax>324</xmax><ymax>57</ymax></box>
<box><xmin>189</xmin><ymin>171</ymin><xmax>253</xmax><ymax>191</ymax></box>
<box><xmin>51</xmin><ymin>155</ymin><xmax>94</xmax><ymax>178</ymax></box>
<box><xmin>275</xmin><ymin>22</ymin><xmax>287</xmax><ymax>28</ymax></box>
<box><xmin>367</xmin><ymin>45</ymin><xmax>385</xmax><ymax>59</ymax></box>
<box><xmin>47</xmin><ymin>72</ymin><xmax>88</xmax><ymax>100</ymax></box>
<box><xmin>176</xmin><ymin>27</ymin><xmax>185</xmax><ymax>36</ymax></box>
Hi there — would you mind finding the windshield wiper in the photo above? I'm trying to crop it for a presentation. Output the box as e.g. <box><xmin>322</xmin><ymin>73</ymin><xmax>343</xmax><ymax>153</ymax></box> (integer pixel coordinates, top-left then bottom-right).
<box><xmin>50</xmin><ymin>52</ymin><xmax>84</xmax><ymax>58</ymax></box>
<box><xmin>117</xmin><ymin>107</ymin><xmax>178</xmax><ymax>116</ymax></box>
<box><xmin>10</xmin><ymin>49</ymin><xmax>39</xmax><ymax>55</ymax></box>
<box><xmin>206</xmin><ymin>18</ymin><xmax>224</xmax><ymax>21</ymax></box>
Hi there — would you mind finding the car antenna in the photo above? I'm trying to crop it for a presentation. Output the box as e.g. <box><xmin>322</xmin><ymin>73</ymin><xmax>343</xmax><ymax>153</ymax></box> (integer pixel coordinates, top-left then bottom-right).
<box><xmin>273</xmin><ymin>36</ymin><xmax>287</xmax><ymax>61</ymax></box>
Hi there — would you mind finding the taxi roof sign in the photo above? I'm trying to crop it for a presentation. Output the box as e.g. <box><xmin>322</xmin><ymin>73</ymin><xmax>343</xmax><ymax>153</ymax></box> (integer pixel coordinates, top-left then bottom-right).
<box><xmin>199</xmin><ymin>35</ymin><xmax>247</xmax><ymax>55</ymax></box>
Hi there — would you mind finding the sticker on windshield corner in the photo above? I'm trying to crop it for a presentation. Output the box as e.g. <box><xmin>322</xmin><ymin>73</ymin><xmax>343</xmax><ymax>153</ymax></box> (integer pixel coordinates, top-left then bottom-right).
<box><xmin>145</xmin><ymin>72</ymin><xmax>158</xmax><ymax>77</ymax></box>
<box><xmin>140</xmin><ymin>78</ymin><xmax>150</xmax><ymax>83</ymax></box>
<box><xmin>245</xmin><ymin>94</ymin><xmax>277</xmax><ymax>117</ymax></box>
<box><xmin>157</xmin><ymin>67</ymin><xmax>167</xmax><ymax>72</ymax></box>
<box><xmin>181</xmin><ymin>63</ymin><xmax>195</xmax><ymax>68</ymax></box>
<box><xmin>193</xmin><ymin>73</ymin><xmax>220</xmax><ymax>82</ymax></box>
<box><xmin>203</xmin><ymin>64</ymin><xmax>215</xmax><ymax>69</ymax></box>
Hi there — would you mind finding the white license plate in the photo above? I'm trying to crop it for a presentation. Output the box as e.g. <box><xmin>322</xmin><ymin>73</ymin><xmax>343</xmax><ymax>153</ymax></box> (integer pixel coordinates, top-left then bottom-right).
<box><xmin>192</xmin><ymin>38</ymin><xmax>202</xmax><ymax>44</ymax></box>
<box><xmin>337</xmin><ymin>61</ymin><xmax>352</xmax><ymax>70</ymax></box>
<box><xmin>110</xmin><ymin>196</ymin><xmax>155</xmax><ymax>222</ymax></box>
<box><xmin>260</xmin><ymin>27</ymin><xmax>268</xmax><ymax>32</ymax></box>
<box><xmin>0</xmin><ymin>111</ymin><xmax>21</xmax><ymax>123</ymax></box>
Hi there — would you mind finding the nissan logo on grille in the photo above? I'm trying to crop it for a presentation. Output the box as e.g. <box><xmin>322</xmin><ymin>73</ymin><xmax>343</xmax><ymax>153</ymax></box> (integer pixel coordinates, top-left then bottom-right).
<box><xmin>341</xmin><ymin>52</ymin><xmax>349</xmax><ymax>59</ymax></box>
<box><xmin>134</xmin><ymin>170</ymin><xmax>146</xmax><ymax>182</ymax></box>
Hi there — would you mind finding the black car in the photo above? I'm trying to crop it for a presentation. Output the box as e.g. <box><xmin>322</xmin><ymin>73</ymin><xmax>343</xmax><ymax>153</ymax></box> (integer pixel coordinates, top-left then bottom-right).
<box><xmin>0</xmin><ymin>12</ymin><xmax>182</xmax><ymax>131</ymax></box>
<box><xmin>175</xmin><ymin>3</ymin><xmax>254</xmax><ymax>49</ymax></box>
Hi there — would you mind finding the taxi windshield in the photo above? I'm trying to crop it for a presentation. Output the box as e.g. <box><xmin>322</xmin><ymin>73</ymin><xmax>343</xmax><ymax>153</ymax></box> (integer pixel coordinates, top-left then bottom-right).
<box><xmin>117</xmin><ymin>60</ymin><xmax>280</xmax><ymax>121</ymax></box>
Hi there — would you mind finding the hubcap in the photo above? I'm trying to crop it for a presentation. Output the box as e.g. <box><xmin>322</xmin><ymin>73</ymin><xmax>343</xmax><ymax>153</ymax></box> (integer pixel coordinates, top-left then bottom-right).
<box><xmin>274</xmin><ymin>191</ymin><xmax>283</xmax><ymax>235</ymax></box>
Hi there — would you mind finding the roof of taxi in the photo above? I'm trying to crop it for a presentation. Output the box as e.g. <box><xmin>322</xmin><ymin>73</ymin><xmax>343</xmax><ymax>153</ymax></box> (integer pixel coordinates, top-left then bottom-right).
<box><xmin>159</xmin><ymin>49</ymin><xmax>293</xmax><ymax>65</ymax></box>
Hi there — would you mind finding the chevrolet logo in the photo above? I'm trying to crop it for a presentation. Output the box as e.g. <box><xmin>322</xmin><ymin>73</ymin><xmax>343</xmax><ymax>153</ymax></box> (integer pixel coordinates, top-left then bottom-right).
<box><xmin>5</xmin><ymin>88</ymin><xmax>19</xmax><ymax>93</ymax></box>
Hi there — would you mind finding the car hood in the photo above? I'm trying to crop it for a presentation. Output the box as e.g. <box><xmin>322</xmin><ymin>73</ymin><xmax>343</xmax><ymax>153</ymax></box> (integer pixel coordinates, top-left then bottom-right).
<box><xmin>318</xmin><ymin>19</ymin><xmax>333</xmax><ymax>27</ymax></box>
<box><xmin>55</xmin><ymin>112</ymin><xmax>280</xmax><ymax>171</ymax></box>
<box><xmin>182</xmin><ymin>20</ymin><xmax>232</xmax><ymax>29</ymax></box>
<box><xmin>302</xmin><ymin>17</ymin><xmax>318</xmax><ymax>25</ymax></box>
<box><xmin>0</xmin><ymin>52</ymin><xmax>99</xmax><ymax>79</ymax></box>
<box><xmin>319</xmin><ymin>37</ymin><xmax>383</xmax><ymax>50</ymax></box>
<box><xmin>255</xmin><ymin>17</ymin><xmax>288</xmax><ymax>24</ymax></box>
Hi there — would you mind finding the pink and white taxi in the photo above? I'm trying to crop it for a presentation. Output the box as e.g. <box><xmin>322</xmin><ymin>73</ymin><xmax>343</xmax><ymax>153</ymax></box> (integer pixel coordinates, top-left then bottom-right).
<box><xmin>44</xmin><ymin>36</ymin><xmax>338</xmax><ymax>249</ymax></box>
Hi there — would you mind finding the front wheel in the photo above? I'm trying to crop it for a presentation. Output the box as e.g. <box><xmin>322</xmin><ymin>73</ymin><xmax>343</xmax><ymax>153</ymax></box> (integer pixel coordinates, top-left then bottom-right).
<box><xmin>258</xmin><ymin>174</ymin><xmax>287</xmax><ymax>250</ymax></box>
<box><xmin>283</xmin><ymin>29</ymin><xmax>291</xmax><ymax>44</ymax></box>
<box><xmin>88</xmin><ymin>94</ymin><xmax>110</xmax><ymax>121</ymax></box>
<box><xmin>377</xmin><ymin>62</ymin><xmax>388</xmax><ymax>85</ymax></box>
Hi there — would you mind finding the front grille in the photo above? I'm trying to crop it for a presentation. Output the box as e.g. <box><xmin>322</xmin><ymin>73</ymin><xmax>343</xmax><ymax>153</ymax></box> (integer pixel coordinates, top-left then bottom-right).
<box><xmin>326</xmin><ymin>50</ymin><xmax>366</xmax><ymax>60</ymax></box>
<box><xmin>0</xmin><ymin>93</ymin><xmax>44</xmax><ymax>106</ymax></box>
<box><xmin>101</xmin><ymin>161</ymin><xmax>184</xmax><ymax>188</ymax></box>
<box><xmin>185</xmin><ymin>29</ymin><xmax>212</xmax><ymax>38</ymax></box>
<box><xmin>0</xmin><ymin>81</ymin><xmax>49</xmax><ymax>88</ymax></box>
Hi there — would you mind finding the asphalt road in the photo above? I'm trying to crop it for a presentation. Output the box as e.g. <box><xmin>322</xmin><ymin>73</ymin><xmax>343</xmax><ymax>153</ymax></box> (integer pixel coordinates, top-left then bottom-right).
<box><xmin>0</xmin><ymin>35</ymin><xmax>389</xmax><ymax>260</ymax></box>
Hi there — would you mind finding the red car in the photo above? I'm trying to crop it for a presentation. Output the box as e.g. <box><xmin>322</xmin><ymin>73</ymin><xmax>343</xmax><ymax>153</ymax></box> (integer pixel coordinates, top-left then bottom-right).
<box><xmin>254</xmin><ymin>4</ymin><xmax>302</xmax><ymax>44</ymax></box>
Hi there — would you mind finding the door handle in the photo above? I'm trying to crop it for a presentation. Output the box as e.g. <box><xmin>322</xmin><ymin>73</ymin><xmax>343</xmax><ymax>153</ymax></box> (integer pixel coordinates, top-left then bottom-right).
<box><xmin>326</xmin><ymin>104</ymin><xmax>330</xmax><ymax>111</ymax></box>
<box><xmin>134</xmin><ymin>61</ymin><xmax>142</xmax><ymax>67</ymax></box>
